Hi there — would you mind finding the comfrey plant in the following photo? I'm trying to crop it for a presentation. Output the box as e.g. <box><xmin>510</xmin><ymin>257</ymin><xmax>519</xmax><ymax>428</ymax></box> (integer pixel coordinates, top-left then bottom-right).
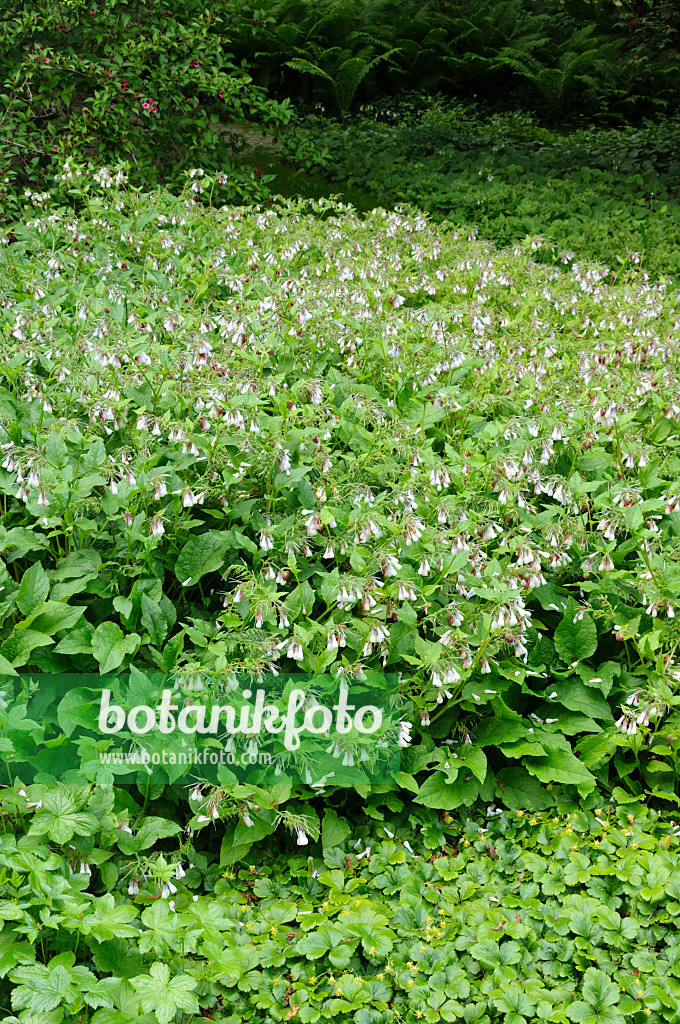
<box><xmin>0</xmin><ymin>165</ymin><xmax>680</xmax><ymax>821</ymax></box>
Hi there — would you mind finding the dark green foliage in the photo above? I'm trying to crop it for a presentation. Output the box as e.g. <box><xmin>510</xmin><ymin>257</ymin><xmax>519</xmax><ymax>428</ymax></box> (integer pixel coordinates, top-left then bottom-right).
<box><xmin>0</xmin><ymin>0</ymin><xmax>288</xmax><ymax>214</ymax></box>
<box><xmin>0</xmin><ymin>795</ymin><xmax>678</xmax><ymax>1022</ymax></box>
<box><xmin>284</xmin><ymin>98</ymin><xmax>680</xmax><ymax>281</ymax></box>
<box><xmin>227</xmin><ymin>0</ymin><xmax>680</xmax><ymax>118</ymax></box>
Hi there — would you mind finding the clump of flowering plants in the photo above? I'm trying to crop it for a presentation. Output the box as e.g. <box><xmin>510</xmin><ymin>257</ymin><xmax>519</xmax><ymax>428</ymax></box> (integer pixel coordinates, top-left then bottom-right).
<box><xmin>1</xmin><ymin>163</ymin><xmax>680</xmax><ymax>818</ymax></box>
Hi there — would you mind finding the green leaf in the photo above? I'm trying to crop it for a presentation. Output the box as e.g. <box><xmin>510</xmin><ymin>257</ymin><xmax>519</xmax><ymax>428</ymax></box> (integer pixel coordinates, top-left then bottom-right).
<box><xmin>322</xmin><ymin>808</ymin><xmax>351</xmax><ymax>852</ymax></box>
<box><xmin>415</xmin><ymin>771</ymin><xmax>479</xmax><ymax>809</ymax></box>
<box><xmin>525</xmin><ymin>748</ymin><xmax>596</xmax><ymax>792</ymax></box>
<box><xmin>10</xmin><ymin>959</ymin><xmax>97</xmax><ymax>1013</ymax></box>
<box><xmin>45</xmin><ymin>433</ymin><xmax>69</xmax><ymax>469</ymax></box>
<box><xmin>459</xmin><ymin>746</ymin><xmax>487</xmax><ymax>783</ymax></box>
<box><xmin>57</xmin><ymin>688</ymin><xmax>99</xmax><ymax>736</ymax></box>
<box><xmin>0</xmin><ymin>932</ymin><xmax>35</xmax><ymax>979</ymax></box>
<box><xmin>0</xmin><ymin>629</ymin><xmax>54</xmax><ymax>667</ymax></box>
<box><xmin>295</xmin><ymin>925</ymin><xmax>348</xmax><ymax>960</ymax></box>
<box><xmin>492</xmin><ymin>986</ymin><xmax>535</xmax><ymax>1023</ymax></box>
<box><xmin>131</xmin><ymin>962</ymin><xmax>198</xmax><ymax>1024</ymax></box>
<box><xmin>23</xmin><ymin>601</ymin><xmax>85</xmax><ymax>635</ymax></box>
<box><xmin>554</xmin><ymin>599</ymin><xmax>598</xmax><ymax>664</ymax></box>
<box><xmin>284</xmin><ymin>58</ymin><xmax>336</xmax><ymax>84</ymax></box>
<box><xmin>0</xmin><ymin>652</ymin><xmax>18</xmax><ymax>677</ymax></box>
<box><xmin>139</xmin><ymin>902</ymin><xmax>181</xmax><ymax>955</ymax></box>
<box><xmin>29</xmin><ymin>790</ymin><xmax>99</xmax><ymax>844</ymax></box>
<box><xmin>16</xmin><ymin>561</ymin><xmax>49</xmax><ymax>617</ymax></box>
<box><xmin>0</xmin><ymin>527</ymin><xmax>50</xmax><ymax>555</ymax></box>
<box><xmin>414</xmin><ymin>634</ymin><xmax>442</xmax><ymax>665</ymax></box>
<box><xmin>81</xmin><ymin>895</ymin><xmax>138</xmax><ymax>943</ymax></box>
<box><xmin>174</xmin><ymin>532</ymin><xmax>228</xmax><ymax>587</ymax></box>
<box><xmin>582</xmin><ymin>968</ymin><xmax>621</xmax><ymax>1011</ymax></box>
<box><xmin>55</xmin><ymin>626</ymin><xmax>95</xmax><ymax>656</ymax></box>
<box><xmin>495</xmin><ymin>767</ymin><xmax>554</xmax><ymax>809</ymax></box>
<box><xmin>553</xmin><ymin>680</ymin><xmax>613</xmax><ymax>720</ymax></box>
<box><xmin>116</xmin><ymin>816</ymin><xmax>182</xmax><ymax>854</ymax></box>
<box><xmin>91</xmin><ymin>622</ymin><xmax>140</xmax><ymax>674</ymax></box>
<box><xmin>141</xmin><ymin>595</ymin><xmax>169</xmax><ymax>649</ymax></box>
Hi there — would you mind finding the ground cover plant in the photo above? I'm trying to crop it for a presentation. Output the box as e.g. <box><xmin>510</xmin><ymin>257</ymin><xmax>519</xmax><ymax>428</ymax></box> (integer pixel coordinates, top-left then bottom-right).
<box><xmin>282</xmin><ymin>98</ymin><xmax>680</xmax><ymax>282</ymax></box>
<box><xmin>2</xmin><ymin>167</ymin><xmax>680</xmax><ymax>1019</ymax></box>
<box><xmin>2</xmin><ymin>169</ymin><xmax>680</xmax><ymax>805</ymax></box>
<box><xmin>1</xmin><ymin>800</ymin><xmax>680</xmax><ymax>1023</ymax></box>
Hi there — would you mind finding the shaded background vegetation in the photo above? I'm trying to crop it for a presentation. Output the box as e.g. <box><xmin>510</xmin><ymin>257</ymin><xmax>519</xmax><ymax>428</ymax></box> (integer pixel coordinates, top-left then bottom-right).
<box><xmin>2</xmin><ymin>0</ymin><xmax>680</xmax><ymax>271</ymax></box>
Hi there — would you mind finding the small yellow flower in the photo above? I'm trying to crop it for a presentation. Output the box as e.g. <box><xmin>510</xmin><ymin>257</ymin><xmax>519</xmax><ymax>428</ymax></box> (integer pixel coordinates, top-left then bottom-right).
<box><xmin>516</xmin><ymin>809</ymin><xmax>525</xmax><ymax>817</ymax></box>
<box><xmin>328</xmin><ymin>975</ymin><xmax>335</xmax><ymax>984</ymax></box>
<box><xmin>571</xmin><ymin>843</ymin><xmax>579</xmax><ymax>851</ymax></box>
<box><xmin>377</xmin><ymin>973</ymin><xmax>384</xmax><ymax>981</ymax></box>
<box><xmin>369</xmin><ymin>947</ymin><xmax>376</xmax><ymax>955</ymax></box>
<box><xmin>530</xmin><ymin>817</ymin><xmax>538</xmax><ymax>825</ymax></box>
<box><xmin>593</xmin><ymin>840</ymin><xmax>600</xmax><ymax>848</ymax></box>
<box><xmin>407</xmin><ymin>979</ymin><xmax>414</xmax><ymax>987</ymax></box>
<box><xmin>270</xmin><ymin>926</ymin><xmax>278</xmax><ymax>936</ymax></box>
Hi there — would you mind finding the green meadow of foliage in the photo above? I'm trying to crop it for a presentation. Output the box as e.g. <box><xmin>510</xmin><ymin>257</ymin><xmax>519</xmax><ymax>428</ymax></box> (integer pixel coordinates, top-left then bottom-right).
<box><xmin>277</xmin><ymin>98</ymin><xmax>680</xmax><ymax>283</ymax></box>
<box><xmin>0</xmin><ymin>801</ymin><xmax>679</xmax><ymax>1023</ymax></box>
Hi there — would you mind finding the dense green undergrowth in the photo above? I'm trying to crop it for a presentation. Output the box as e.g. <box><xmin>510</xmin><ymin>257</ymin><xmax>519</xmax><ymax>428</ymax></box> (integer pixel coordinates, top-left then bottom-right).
<box><xmin>1</xmin><ymin>168</ymin><xmax>680</xmax><ymax>1020</ymax></box>
<box><xmin>1</xmin><ymin>797</ymin><xmax>680</xmax><ymax>1023</ymax></box>
<box><xmin>227</xmin><ymin>0</ymin><xmax>680</xmax><ymax>120</ymax></box>
<box><xmin>1</xmin><ymin>172</ymin><xmax>680</xmax><ymax>815</ymax></box>
<box><xmin>285</xmin><ymin>99</ymin><xmax>680</xmax><ymax>282</ymax></box>
<box><xmin>3</xmin><ymin>4</ymin><xmax>680</xmax><ymax>1019</ymax></box>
